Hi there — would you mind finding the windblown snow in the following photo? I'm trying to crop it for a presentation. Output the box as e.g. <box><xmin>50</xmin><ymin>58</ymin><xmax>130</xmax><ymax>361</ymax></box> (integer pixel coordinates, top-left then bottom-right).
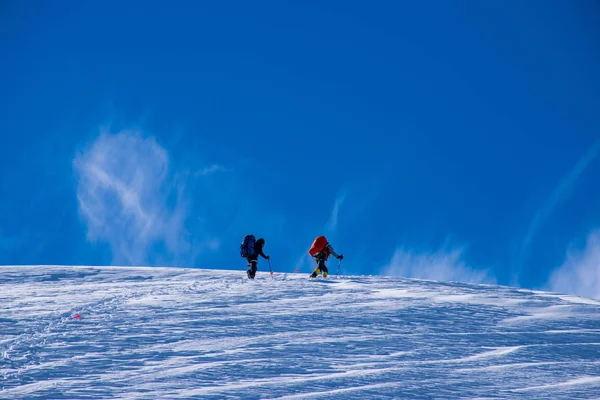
<box><xmin>1</xmin><ymin>266</ymin><xmax>600</xmax><ymax>399</ymax></box>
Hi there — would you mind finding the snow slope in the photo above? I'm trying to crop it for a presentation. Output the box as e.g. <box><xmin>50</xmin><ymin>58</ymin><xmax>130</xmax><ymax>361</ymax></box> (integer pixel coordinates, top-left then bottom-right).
<box><xmin>1</xmin><ymin>266</ymin><xmax>600</xmax><ymax>399</ymax></box>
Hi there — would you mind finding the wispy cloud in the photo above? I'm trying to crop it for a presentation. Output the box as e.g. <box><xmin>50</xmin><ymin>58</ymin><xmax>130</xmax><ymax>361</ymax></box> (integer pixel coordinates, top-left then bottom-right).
<box><xmin>546</xmin><ymin>230</ymin><xmax>600</xmax><ymax>299</ymax></box>
<box><xmin>195</xmin><ymin>164</ymin><xmax>230</xmax><ymax>176</ymax></box>
<box><xmin>382</xmin><ymin>242</ymin><xmax>496</xmax><ymax>284</ymax></box>
<box><xmin>293</xmin><ymin>253</ymin><xmax>310</xmax><ymax>274</ymax></box>
<box><xmin>516</xmin><ymin>139</ymin><xmax>600</xmax><ymax>280</ymax></box>
<box><xmin>73</xmin><ymin>129</ymin><xmax>218</xmax><ymax>266</ymax></box>
<box><xmin>326</xmin><ymin>191</ymin><xmax>346</xmax><ymax>233</ymax></box>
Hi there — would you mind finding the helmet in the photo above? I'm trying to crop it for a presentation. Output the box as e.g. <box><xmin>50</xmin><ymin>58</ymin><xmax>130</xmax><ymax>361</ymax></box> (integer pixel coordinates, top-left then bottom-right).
<box><xmin>256</xmin><ymin>238</ymin><xmax>265</xmax><ymax>245</ymax></box>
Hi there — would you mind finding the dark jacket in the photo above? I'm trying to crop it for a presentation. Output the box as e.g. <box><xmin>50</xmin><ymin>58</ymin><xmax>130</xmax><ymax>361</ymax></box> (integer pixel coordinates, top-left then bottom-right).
<box><xmin>247</xmin><ymin>241</ymin><xmax>268</xmax><ymax>260</ymax></box>
<box><xmin>255</xmin><ymin>242</ymin><xmax>268</xmax><ymax>259</ymax></box>
<box><xmin>315</xmin><ymin>243</ymin><xmax>341</xmax><ymax>261</ymax></box>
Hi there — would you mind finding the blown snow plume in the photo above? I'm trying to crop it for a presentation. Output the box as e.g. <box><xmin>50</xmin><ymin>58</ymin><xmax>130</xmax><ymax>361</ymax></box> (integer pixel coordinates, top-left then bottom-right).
<box><xmin>72</xmin><ymin>130</ymin><xmax>192</xmax><ymax>266</ymax></box>
<box><xmin>382</xmin><ymin>244</ymin><xmax>496</xmax><ymax>285</ymax></box>
<box><xmin>516</xmin><ymin>138</ymin><xmax>600</xmax><ymax>284</ymax></box>
<box><xmin>2</xmin><ymin>266</ymin><xmax>600</xmax><ymax>399</ymax></box>
<box><xmin>547</xmin><ymin>229</ymin><xmax>600</xmax><ymax>300</ymax></box>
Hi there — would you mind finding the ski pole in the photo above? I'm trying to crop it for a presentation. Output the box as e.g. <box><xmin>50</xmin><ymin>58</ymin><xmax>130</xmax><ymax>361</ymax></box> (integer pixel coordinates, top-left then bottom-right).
<box><xmin>336</xmin><ymin>259</ymin><xmax>342</xmax><ymax>277</ymax></box>
<box><xmin>268</xmin><ymin>258</ymin><xmax>274</xmax><ymax>278</ymax></box>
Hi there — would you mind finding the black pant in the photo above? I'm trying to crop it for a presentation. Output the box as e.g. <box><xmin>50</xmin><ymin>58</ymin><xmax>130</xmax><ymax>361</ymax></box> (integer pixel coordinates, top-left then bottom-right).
<box><xmin>311</xmin><ymin>254</ymin><xmax>328</xmax><ymax>277</ymax></box>
<box><xmin>246</xmin><ymin>256</ymin><xmax>258</xmax><ymax>278</ymax></box>
<box><xmin>316</xmin><ymin>257</ymin><xmax>328</xmax><ymax>274</ymax></box>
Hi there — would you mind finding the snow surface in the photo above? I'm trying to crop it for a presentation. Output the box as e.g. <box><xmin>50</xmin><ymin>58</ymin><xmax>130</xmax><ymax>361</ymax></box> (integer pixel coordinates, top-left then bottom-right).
<box><xmin>1</xmin><ymin>266</ymin><xmax>600</xmax><ymax>399</ymax></box>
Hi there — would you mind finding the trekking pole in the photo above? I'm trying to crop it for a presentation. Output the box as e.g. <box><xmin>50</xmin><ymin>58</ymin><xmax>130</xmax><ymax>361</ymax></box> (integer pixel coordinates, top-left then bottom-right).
<box><xmin>268</xmin><ymin>258</ymin><xmax>274</xmax><ymax>278</ymax></box>
<box><xmin>336</xmin><ymin>259</ymin><xmax>342</xmax><ymax>277</ymax></box>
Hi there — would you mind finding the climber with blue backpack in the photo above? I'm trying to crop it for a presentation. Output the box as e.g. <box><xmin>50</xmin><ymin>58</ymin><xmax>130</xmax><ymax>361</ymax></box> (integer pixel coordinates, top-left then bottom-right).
<box><xmin>240</xmin><ymin>235</ymin><xmax>270</xmax><ymax>279</ymax></box>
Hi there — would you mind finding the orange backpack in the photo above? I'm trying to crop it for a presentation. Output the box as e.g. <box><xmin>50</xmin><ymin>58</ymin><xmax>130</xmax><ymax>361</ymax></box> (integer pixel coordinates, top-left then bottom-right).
<box><xmin>309</xmin><ymin>235</ymin><xmax>328</xmax><ymax>257</ymax></box>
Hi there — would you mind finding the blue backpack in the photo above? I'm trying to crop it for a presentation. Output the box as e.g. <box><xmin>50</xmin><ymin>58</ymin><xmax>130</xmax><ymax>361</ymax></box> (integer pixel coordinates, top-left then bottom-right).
<box><xmin>240</xmin><ymin>235</ymin><xmax>256</xmax><ymax>257</ymax></box>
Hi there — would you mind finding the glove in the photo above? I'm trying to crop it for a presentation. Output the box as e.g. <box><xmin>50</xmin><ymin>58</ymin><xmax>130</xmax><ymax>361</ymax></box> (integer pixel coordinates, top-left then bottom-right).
<box><xmin>266</xmin><ymin>255</ymin><xmax>270</xmax><ymax>260</ymax></box>
<box><xmin>338</xmin><ymin>254</ymin><xmax>344</xmax><ymax>260</ymax></box>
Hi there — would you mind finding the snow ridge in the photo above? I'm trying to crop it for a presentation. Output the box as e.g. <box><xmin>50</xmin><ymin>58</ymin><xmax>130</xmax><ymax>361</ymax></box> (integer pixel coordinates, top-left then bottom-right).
<box><xmin>1</xmin><ymin>266</ymin><xmax>600</xmax><ymax>399</ymax></box>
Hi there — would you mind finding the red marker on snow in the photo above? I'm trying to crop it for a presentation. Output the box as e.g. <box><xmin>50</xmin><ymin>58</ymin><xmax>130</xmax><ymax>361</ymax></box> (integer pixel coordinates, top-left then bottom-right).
<box><xmin>73</xmin><ymin>314</ymin><xmax>81</xmax><ymax>319</ymax></box>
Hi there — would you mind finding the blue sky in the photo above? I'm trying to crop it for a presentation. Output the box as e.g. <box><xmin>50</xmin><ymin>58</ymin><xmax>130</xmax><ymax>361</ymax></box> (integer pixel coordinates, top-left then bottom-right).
<box><xmin>1</xmin><ymin>1</ymin><xmax>599</xmax><ymax>297</ymax></box>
